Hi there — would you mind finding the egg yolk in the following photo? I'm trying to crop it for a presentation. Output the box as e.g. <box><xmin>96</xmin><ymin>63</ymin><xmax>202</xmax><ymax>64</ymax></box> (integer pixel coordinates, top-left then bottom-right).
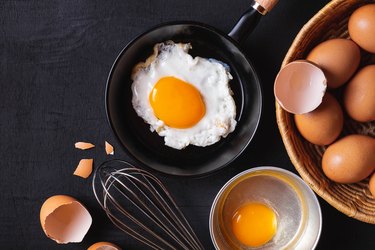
<box><xmin>232</xmin><ymin>203</ymin><xmax>277</xmax><ymax>247</ymax></box>
<box><xmin>149</xmin><ymin>77</ymin><xmax>205</xmax><ymax>128</ymax></box>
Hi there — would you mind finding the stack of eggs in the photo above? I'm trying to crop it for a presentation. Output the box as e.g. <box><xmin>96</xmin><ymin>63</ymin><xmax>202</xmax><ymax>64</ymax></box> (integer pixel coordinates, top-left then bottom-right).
<box><xmin>275</xmin><ymin>4</ymin><xmax>375</xmax><ymax>196</ymax></box>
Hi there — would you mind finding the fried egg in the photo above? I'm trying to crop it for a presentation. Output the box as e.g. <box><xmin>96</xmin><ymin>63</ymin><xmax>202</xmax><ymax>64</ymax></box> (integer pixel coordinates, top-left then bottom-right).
<box><xmin>131</xmin><ymin>41</ymin><xmax>236</xmax><ymax>150</ymax></box>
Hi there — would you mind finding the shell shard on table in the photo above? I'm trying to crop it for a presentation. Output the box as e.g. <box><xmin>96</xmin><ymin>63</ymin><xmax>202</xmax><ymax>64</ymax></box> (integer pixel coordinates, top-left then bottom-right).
<box><xmin>105</xmin><ymin>141</ymin><xmax>114</xmax><ymax>155</ymax></box>
<box><xmin>73</xmin><ymin>159</ymin><xmax>93</xmax><ymax>178</ymax></box>
<box><xmin>75</xmin><ymin>142</ymin><xmax>95</xmax><ymax>150</ymax></box>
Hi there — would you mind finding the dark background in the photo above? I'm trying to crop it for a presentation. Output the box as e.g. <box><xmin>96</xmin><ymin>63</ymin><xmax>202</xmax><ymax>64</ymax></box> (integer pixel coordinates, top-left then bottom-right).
<box><xmin>1</xmin><ymin>0</ymin><xmax>374</xmax><ymax>249</ymax></box>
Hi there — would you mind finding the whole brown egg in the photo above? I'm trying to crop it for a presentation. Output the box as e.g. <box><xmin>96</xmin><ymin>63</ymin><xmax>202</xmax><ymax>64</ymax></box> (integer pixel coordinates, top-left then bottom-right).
<box><xmin>370</xmin><ymin>173</ymin><xmax>375</xmax><ymax>198</ymax></box>
<box><xmin>307</xmin><ymin>39</ymin><xmax>360</xmax><ymax>88</ymax></box>
<box><xmin>344</xmin><ymin>65</ymin><xmax>375</xmax><ymax>122</ymax></box>
<box><xmin>349</xmin><ymin>4</ymin><xmax>375</xmax><ymax>53</ymax></box>
<box><xmin>294</xmin><ymin>93</ymin><xmax>343</xmax><ymax>145</ymax></box>
<box><xmin>322</xmin><ymin>134</ymin><xmax>375</xmax><ymax>184</ymax></box>
<box><xmin>88</xmin><ymin>242</ymin><xmax>122</xmax><ymax>250</ymax></box>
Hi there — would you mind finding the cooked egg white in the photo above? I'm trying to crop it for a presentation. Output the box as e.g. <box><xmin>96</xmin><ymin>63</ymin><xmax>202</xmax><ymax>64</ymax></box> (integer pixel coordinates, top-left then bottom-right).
<box><xmin>131</xmin><ymin>41</ymin><xmax>237</xmax><ymax>149</ymax></box>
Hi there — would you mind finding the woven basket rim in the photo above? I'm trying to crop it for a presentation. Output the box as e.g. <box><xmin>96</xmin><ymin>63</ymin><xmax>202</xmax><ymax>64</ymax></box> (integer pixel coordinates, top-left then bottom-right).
<box><xmin>276</xmin><ymin>0</ymin><xmax>375</xmax><ymax>224</ymax></box>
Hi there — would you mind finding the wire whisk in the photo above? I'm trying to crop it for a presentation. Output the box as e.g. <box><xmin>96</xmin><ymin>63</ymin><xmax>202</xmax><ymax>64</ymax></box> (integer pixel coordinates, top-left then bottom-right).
<box><xmin>92</xmin><ymin>159</ymin><xmax>204</xmax><ymax>250</ymax></box>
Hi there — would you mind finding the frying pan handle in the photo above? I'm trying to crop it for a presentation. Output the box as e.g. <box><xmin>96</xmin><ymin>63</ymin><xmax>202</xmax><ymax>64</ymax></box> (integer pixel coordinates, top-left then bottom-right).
<box><xmin>228</xmin><ymin>0</ymin><xmax>279</xmax><ymax>43</ymax></box>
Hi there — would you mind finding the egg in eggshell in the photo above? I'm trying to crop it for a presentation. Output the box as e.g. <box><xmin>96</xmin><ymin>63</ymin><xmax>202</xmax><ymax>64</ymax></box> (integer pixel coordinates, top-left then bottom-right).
<box><xmin>294</xmin><ymin>93</ymin><xmax>343</xmax><ymax>145</ymax></box>
<box><xmin>322</xmin><ymin>135</ymin><xmax>375</xmax><ymax>184</ymax></box>
<box><xmin>348</xmin><ymin>4</ymin><xmax>375</xmax><ymax>53</ymax></box>
<box><xmin>369</xmin><ymin>173</ymin><xmax>375</xmax><ymax>198</ymax></box>
<box><xmin>88</xmin><ymin>241</ymin><xmax>122</xmax><ymax>250</ymax></box>
<box><xmin>307</xmin><ymin>38</ymin><xmax>360</xmax><ymax>88</ymax></box>
<box><xmin>344</xmin><ymin>65</ymin><xmax>375</xmax><ymax>122</ymax></box>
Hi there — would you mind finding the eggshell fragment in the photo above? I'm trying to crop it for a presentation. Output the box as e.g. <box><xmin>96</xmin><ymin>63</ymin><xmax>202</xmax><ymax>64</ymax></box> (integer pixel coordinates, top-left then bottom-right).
<box><xmin>105</xmin><ymin>141</ymin><xmax>114</xmax><ymax>155</ymax></box>
<box><xmin>369</xmin><ymin>173</ymin><xmax>375</xmax><ymax>198</ymax></box>
<box><xmin>88</xmin><ymin>242</ymin><xmax>122</xmax><ymax>250</ymax></box>
<box><xmin>40</xmin><ymin>195</ymin><xmax>92</xmax><ymax>244</ymax></box>
<box><xmin>75</xmin><ymin>142</ymin><xmax>95</xmax><ymax>150</ymax></box>
<box><xmin>274</xmin><ymin>60</ymin><xmax>327</xmax><ymax>114</ymax></box>
<box><xmin>322</xmin><ymin>135</ymin><xmax>375</xmax><ymax>184</ymax></box>
<box><xmin>307</xmin><ymin>38</ymin><xmax>360</xmax><ymax>89</ymax></box>
<box><xmin>73</xmin><ymin>159</ymin><xmax>93</xmax><ymax>178</ymax></box>
<box><xmin>294</xmin><ymin>93</ymin><xmax>343</xmax><ymax>146</ymax></box>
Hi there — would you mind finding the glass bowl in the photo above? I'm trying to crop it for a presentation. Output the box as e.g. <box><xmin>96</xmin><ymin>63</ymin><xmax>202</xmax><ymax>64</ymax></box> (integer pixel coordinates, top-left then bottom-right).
<box><xmin>209</xmin><ymin>166</ymin><xmax>322</xmax><ymax>249</ymax></box>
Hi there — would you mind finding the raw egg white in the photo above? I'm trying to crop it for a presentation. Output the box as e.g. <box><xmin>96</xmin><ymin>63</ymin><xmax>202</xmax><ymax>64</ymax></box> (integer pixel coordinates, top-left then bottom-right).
<box><xmin>131</xmin><ymin>41</ymin><xmax>237</xmax><ymax>149</ymax></box>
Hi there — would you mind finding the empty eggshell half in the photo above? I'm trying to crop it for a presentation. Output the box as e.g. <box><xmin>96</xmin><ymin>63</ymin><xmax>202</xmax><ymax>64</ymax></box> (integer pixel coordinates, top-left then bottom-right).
<box><xmin>75</xmin><ymin>142</ymin><xmax>95</xmax><ymax>150</ymax></box>
<box><xmin>40</xmin><ymin>195</ymin><xmax>92</xmax><ymax>244</ymax></box>
<box><xmin>74</xmin><ymin>159</ymin><xmax>94</xmax><ymax>178</ymax></box>
<box><xmin>274</xmin><ymin>60</ymin><xmax>327</xmax><ymax>114</ymax></box>
<box><xmin>88</xmin><ymin>242</ymin><xmax>122</xmax><ymax>250</ymax></box>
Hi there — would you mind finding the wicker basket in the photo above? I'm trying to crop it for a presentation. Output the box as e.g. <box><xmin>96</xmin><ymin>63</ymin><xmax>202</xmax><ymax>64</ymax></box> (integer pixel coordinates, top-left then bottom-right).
<box><xmin>276</xmin><ymin>0</ymin><xmax>375</xmax><ymax>224</ymax></box>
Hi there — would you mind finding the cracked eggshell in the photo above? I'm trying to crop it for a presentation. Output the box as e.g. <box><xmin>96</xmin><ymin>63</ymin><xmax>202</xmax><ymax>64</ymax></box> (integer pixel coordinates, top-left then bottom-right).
<box><xmin>75</xmin><ymin>142</ymin><xmax>95</xmax><ymax>150</ymax></box>
<box><xmin>105</xmin><ymin>141</ymin><xmax>114</xmax><ymax>155</ymax></box>
<box><xmin>274</xmin><ymin>60</ymin><xmax>327</xmax><ymax>114</ymax></box>
<box><xmin>88</xmin><ymin>242</ymin><xmax>122</xmax><ymax>250</ymax></box>
<box><xmin>40</xmin><ymin>195</ymin><xmax>92</xmax><ymax>244</ymax></box>
<box><xmin>73</xmin><ymin>159</ymin><xmax>94</xmax><ymax>179</ymax></box>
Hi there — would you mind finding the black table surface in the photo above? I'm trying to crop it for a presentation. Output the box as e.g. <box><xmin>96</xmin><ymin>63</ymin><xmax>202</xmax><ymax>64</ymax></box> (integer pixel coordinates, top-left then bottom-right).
<box><xmin>1</xmin><ymin>0</ymin><xmax>374</xmax><ymax>249</ymax></box>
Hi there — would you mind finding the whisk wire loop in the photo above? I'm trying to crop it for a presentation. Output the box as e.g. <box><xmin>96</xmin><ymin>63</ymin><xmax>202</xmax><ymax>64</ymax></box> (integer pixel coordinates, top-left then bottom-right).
<box><xmin>92</xmin><ymin>160</ymin><xmax>204</xmax><ymax>250</ymax></box>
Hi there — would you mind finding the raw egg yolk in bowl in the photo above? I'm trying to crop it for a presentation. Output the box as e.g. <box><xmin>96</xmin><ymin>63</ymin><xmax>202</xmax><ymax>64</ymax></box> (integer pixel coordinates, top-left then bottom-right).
<box><xmin>232</xmin><ymin>202</ymin><xmax>277</xmax><ymax>247</ymax></box>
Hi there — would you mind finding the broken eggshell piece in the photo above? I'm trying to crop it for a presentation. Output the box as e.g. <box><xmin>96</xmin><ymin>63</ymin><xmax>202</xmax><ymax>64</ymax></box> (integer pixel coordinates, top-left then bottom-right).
<box><xmin>105</xmin><ymin>141</ymin><xmax>114</xmax><ymax>155</ymax></box>
<box><xmin>88</xmin><ymin>242</ymin><xmax>122</xmax><ymax>250</ymax></box>
<box><xmin>40</xmin><ymin>195</ymin><xmax>92</xmax><ymax>244</ymax></box>
<box><xmin>73</xmin><ymin>159</ymin><xmax>94</xmax><ymax>179</ymax></box>
<box><xmin>274</xmin><ymin>60</ymin><xmax>327</xmax><ymax>114</ymax></box>
<box><xmin>75</xmin><ymin>142</ymin><xmax>95</xmax><ymax>150</ymax></box>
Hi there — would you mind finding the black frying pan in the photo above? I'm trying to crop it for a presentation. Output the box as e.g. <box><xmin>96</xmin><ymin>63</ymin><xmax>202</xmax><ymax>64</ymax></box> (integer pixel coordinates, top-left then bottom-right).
<box><xmin>106</xmin><ymin>0</ymin><xmax>277</xmax><ymax>176</ymax></box>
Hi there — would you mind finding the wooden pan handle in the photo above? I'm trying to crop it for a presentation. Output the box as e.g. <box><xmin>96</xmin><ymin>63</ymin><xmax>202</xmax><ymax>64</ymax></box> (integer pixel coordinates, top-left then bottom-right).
<box><xmin>255</xmin><ymin>0</ymin><xmax>279</xmax><ymax>14</ymax></box>
<box><xmin>228</xmin><ymin>0</ymin><xmax>278</xmax><ymax>42</ymax></box>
